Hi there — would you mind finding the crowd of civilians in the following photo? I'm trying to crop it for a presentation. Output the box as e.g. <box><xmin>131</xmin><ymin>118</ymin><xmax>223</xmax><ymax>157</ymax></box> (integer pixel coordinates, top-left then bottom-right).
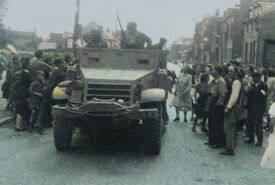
<box><xmin>170</xmin><ymin>61</ymin><xmax>275</xmax><ymax>156</ymax></box>
<box><xmin>1</xmin><ymin>50</ymin><xmax>78</xmax><ymax>134</ymax></box>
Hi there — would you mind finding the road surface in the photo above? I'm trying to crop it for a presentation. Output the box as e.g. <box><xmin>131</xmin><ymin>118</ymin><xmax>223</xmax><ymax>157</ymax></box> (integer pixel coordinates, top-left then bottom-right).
<box><xmin>0</xmin><ymin>64</ymin><xmax>274</xmax><ymax>185</ymax></box>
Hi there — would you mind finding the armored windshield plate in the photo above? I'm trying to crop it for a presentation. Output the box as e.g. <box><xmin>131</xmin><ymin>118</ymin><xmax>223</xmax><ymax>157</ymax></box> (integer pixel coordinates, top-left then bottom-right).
<box><xmin>81</xmin><ymin>68</ymin><xmax>154</xmax><ymax>82</ymax></box>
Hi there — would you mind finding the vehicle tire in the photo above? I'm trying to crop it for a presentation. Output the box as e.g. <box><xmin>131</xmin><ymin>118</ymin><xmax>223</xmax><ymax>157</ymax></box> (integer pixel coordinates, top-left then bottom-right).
<box><xmin>141</xmin><ymin>102</ymin><xmax>164</xmax><ymax>155</ymax></box>
<box><xmin>53</xmin><ymin>117</ymin><xmax>73</xmax><ymax>151</ymax></box>
<box><xmin>144</xmin><ymin>117</ymin><xmax>161</xmax><ymax>155</ymax></box>
<box><xmin>142</xmin><ymin>102</ymin><xmax>166</xmax><ymax>135</ymax></box>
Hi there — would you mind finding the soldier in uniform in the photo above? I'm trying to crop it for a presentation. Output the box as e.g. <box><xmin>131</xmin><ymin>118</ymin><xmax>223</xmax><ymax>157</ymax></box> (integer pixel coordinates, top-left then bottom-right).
<box><xmin>151</xmin><ymin>38</ymin><xmax>167</xmax><ymax>50</ymax></box>
<box><xmin>29</xmin><ymin>50</ymin><xmax>52</xmax><ymax>81</ymax></box>
<box><xmin>121</xmin><ymin>22</ymin><xmax>152</xmax><ymax>49</ymax></box>
<box><xmin>83</xmin><ymin>30</ymin><xmax>108</xmax><ymax>49</ymax></box>
<box><xmin>40</xmin><ymin>58</ymin><xmax>68</xmax><ymax>128</ymax></box>
<box><xmin>156</xmin><ymin>69</ymin><xmax>172</xmax><ymax>123</ymax></box>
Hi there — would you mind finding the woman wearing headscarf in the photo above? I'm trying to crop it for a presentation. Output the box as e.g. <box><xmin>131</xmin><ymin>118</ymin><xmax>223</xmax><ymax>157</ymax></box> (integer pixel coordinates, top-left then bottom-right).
<box><xmin>171</xmin><ymin>65</ymin><xmax>192</xmax><ymax>123</ymax></box>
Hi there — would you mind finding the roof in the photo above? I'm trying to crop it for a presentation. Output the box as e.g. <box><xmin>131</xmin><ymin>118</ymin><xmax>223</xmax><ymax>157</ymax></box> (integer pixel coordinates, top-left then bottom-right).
<box><xmin>38</xmin><ymin>42</ymin><xmax>57</xmax><ymax>50</ymax></box>
<box><xmin>9</xmin><ymin>30</ymin><xmax>36</xmax><ymax>38</ymax></box>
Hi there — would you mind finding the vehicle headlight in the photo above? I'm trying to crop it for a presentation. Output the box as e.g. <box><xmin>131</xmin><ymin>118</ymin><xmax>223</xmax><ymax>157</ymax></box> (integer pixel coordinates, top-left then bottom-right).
<box><xmin>117</xmin><ymin>99</ymin><xmax>125</xmax><ymax>105</ymax></box>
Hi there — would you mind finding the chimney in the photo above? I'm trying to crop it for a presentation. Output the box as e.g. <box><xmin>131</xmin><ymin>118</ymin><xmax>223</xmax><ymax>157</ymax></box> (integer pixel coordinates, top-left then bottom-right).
<box><xmin>216</xmin><ymin>9</ymin><xmax>220</xmax><ymax>16</ymax></box>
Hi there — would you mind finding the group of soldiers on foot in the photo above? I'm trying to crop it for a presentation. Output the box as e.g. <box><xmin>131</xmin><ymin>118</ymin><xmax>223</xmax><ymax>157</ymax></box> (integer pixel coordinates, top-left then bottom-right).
<box><xmin>170</xmin><ymin>60</ymin><xmax>275</xmax><ymax>156</ymax></box>
<box><xmin>2</xmin><ymin>50</ymin><xmax>77</xmax><ymax>134</ymax></box>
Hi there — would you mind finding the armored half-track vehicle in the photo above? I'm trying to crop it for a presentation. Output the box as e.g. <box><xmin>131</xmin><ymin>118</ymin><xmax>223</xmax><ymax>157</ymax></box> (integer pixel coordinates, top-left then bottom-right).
<box><xmin>52</xmin><ymin>48</ymin><xmax>168</xmax><ymax>155</ymax></box>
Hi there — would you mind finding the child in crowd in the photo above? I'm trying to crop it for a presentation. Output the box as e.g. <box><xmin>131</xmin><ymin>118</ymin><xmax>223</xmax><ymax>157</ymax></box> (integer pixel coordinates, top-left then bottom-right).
<box><xmin>28</xmin><ymin>71</ymin><xmax>45</xmax><ymax>134</ymax></box>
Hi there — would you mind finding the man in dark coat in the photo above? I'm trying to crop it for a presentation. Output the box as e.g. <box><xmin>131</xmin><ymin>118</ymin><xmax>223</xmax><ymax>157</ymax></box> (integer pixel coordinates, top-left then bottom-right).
<box><xmin>13</xmin><ymin>70</ymin><xmax>31</xmax><ymax>131</ymax></box>
<box><xmin>206</xmin><ymin>66</ymin><xmax>227</xmax><ymax>148</ymax></box>
<box><xmin>245</xmin><ymin>72</ymin><xmax>268</xmax><ymax>146</ymax></box>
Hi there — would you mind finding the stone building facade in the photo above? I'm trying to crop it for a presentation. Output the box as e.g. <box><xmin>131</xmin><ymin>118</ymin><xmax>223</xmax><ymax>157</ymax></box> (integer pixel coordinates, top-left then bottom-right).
<box><xmin>257</xmin><ymin>6</ymin><xmax>275</xmax><ymax>68</ymax></box>
<box><xmin>192</xmin><ymin>14</ymin><xmax>221</xmax><ymax>64</ymax></box>
<box><xmin>243</xmin><ymin>2</ymin><xmax>275</xmax><ymax>66</ymax></box>
<box><xmin>170</xmin><ymin>38</ymin><xmax>193</xmax><ymax>63</ymax></box>
<box><xmin>192</xmin><ymin>0</ymin><xmax>275</xmax><ymax>67</ymax></box>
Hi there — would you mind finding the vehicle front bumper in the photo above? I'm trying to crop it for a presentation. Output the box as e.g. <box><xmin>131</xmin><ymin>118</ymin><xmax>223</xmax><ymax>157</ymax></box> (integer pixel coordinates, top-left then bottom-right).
<box><xmin>52</xmin><ymin>103</ymin><xmax>158</xmax><ymax>121</ymax></box>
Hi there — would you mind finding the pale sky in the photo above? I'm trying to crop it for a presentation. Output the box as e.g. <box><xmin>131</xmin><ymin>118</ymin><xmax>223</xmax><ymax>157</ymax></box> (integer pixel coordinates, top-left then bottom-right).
<box><xmin>4</xmin><ymin>0</ymin><xmax>239</xmax><ymax>43</ymax></box>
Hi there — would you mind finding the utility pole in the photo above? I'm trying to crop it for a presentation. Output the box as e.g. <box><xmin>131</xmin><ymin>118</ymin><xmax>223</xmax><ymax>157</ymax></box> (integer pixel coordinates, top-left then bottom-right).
<box><xmin>73</xmin><ymin>0</ymin><xmax>81</xmax><ymax>54</ymax></box>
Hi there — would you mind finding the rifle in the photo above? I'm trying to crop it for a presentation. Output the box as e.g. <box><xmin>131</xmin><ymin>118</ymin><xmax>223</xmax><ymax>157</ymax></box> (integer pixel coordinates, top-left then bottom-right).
<box><xmin>116</xmin><ymin>13</ymin><xmax>127</xmax><ymax>46</ymax></box>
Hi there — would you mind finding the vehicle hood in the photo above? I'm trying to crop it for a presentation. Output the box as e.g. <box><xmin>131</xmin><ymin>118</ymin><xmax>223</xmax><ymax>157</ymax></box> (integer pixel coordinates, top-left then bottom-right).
<box><xmin>81</xmin><ymin>68</ymin><xmax>155</xmax><ymax>84</ymax></box>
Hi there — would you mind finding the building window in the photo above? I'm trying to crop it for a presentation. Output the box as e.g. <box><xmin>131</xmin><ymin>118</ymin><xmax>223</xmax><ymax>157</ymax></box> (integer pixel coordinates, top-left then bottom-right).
<box><xmin>227</xmin><ymin>24</ymin><xmax>230</xmax><ymax>40</ymax></box>
<box><xmin>231</xmin><ymin>25</ymin><xmax>234</xmax><ymax>39</ymax></box>
<box><xmin>250</xmin><ymin>42</ymin><xmax>253</xmax><ymax>64</ymax></box>
<box><xmin>251</xmin><ymin>42</ymin><xmax>255</xmax><ymax>64</ymax></box>
<box><xmin>254</xmin><ymin>41</ymin><xmax>257</xmax><ymax>64</ymax></box>
<box><xmin>245</xmin><ymin>43</ymin><xmax>248</xmax><ymax>63</ymax></box>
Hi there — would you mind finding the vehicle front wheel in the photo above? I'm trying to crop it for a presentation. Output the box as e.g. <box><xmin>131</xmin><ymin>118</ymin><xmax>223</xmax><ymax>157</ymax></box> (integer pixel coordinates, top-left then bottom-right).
<box><xmin>144</xmin><ymin>117</ymin><xmax>161</xmax><ymax>155</ymax></box>
<box><xmin>53</xmin><ymin>117</ymin><xmax>73</xmax><ymax>151</ymax></box>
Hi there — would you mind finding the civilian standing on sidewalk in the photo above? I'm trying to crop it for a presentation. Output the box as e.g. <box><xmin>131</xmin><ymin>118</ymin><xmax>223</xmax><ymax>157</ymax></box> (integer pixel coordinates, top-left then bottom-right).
<box><xmin>171</xmin><ymin>65</ymin><xmax>192</xmax><ymax>123</ymax></box>
<box><xmin>220</xmin><ymin>67</ymin><xmax>242</xmax><ymax>156</ymax></box>
<box><xmin>245</xmin><ymin>72</ymin><xmax>268</xmax><ymax>146</ymax></box>
<box><xmin>206</xmin><ymin>66</ymin><xmax>227</xmax><ymax>148</ymax></box>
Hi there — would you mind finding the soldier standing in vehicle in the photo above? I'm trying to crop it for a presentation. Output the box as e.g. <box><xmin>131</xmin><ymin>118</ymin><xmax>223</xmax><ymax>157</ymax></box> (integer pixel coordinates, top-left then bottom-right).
<box><xmin>83</xmin><ymin>30</ymin><xmax>108</xmax><ymax>49</ymax></box>
<box><xmin>151</xmin><ymin>38</ymin><xmax>167</xmax><ymax>50</ymax></box>
<box><xmin>120</xmin><ymin>22</ymin><xmax>152</xmax><ymax>49</ymax></box>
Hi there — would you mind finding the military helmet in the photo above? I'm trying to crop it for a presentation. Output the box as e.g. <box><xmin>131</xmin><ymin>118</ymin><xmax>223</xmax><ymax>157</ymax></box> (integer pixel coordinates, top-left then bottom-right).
<box><xmin>34</xmin><ymin>50</ymin><xmax>43</xmax><ymax>59</ymax></box>
<box><xmin>127</xmin><ymin>22</ymin><xmax>137</xmax><ymax>32</ymax></box>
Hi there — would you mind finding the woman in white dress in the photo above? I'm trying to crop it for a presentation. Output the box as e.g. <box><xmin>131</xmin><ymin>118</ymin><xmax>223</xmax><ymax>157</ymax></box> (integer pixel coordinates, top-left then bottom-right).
<box><xmin>261</xmin><ymin>103</ymin><xmax>275</xmax><ymax>169</ymax></box>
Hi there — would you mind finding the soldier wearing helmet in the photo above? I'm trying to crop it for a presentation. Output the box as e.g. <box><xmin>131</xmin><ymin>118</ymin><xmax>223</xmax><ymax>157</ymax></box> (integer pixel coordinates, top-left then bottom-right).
<box><xmin>83</xmin><ymin>30</ymin><xmax>108</xmax><ymax>49</ymax></box>
<box><xmin>121</xmin><ymin>22</ymin><xmax>152</xmax><ymax>49</ymax></box>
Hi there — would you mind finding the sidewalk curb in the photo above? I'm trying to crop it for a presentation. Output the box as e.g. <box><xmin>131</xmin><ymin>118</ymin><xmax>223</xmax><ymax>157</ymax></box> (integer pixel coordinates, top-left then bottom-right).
<box><xmin>0</xmin><ymin>116</ymin><xmax>13</xmax><ymax>127</ymax></box>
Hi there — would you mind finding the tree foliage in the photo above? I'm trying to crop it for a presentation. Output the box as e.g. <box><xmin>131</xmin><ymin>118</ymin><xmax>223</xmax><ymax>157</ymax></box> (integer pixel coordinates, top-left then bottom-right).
<box><xmin>0</xmin><ymin>0</ymin><xmax>7</xmax><ymax>48</ymax></box>
<box><xmin>0</xmin><ymin>0</ymin><xmax>7</xmax><ymax>25</ymax></box>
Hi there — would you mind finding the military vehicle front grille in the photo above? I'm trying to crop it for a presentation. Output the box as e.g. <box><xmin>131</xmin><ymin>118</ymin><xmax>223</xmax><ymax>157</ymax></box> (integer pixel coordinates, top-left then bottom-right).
<box><xmin>87</xmin><ymin>83</ymin><xmax>131</xmax><ymax>103</ymax></box>
<box><xmin>88</xmin><ymin>84</ymin><xmax>130</xmax><ymax>90</ymax></box>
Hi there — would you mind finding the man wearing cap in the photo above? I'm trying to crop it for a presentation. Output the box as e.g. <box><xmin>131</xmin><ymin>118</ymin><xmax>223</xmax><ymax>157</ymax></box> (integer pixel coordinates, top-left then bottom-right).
<box><xmin>245</xmin><ymin>72</ymin><xmax>268</xmax><ymax>146</ymax></box>
<box><xmin>220</xmin><ymin>67</ymin><xmax>242</xmax><ymax>156</ymax></box>
<box><xmin>206</xmin><ymin>66</ymin><xmax>227</xmax><ymax>148</ymax></box>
